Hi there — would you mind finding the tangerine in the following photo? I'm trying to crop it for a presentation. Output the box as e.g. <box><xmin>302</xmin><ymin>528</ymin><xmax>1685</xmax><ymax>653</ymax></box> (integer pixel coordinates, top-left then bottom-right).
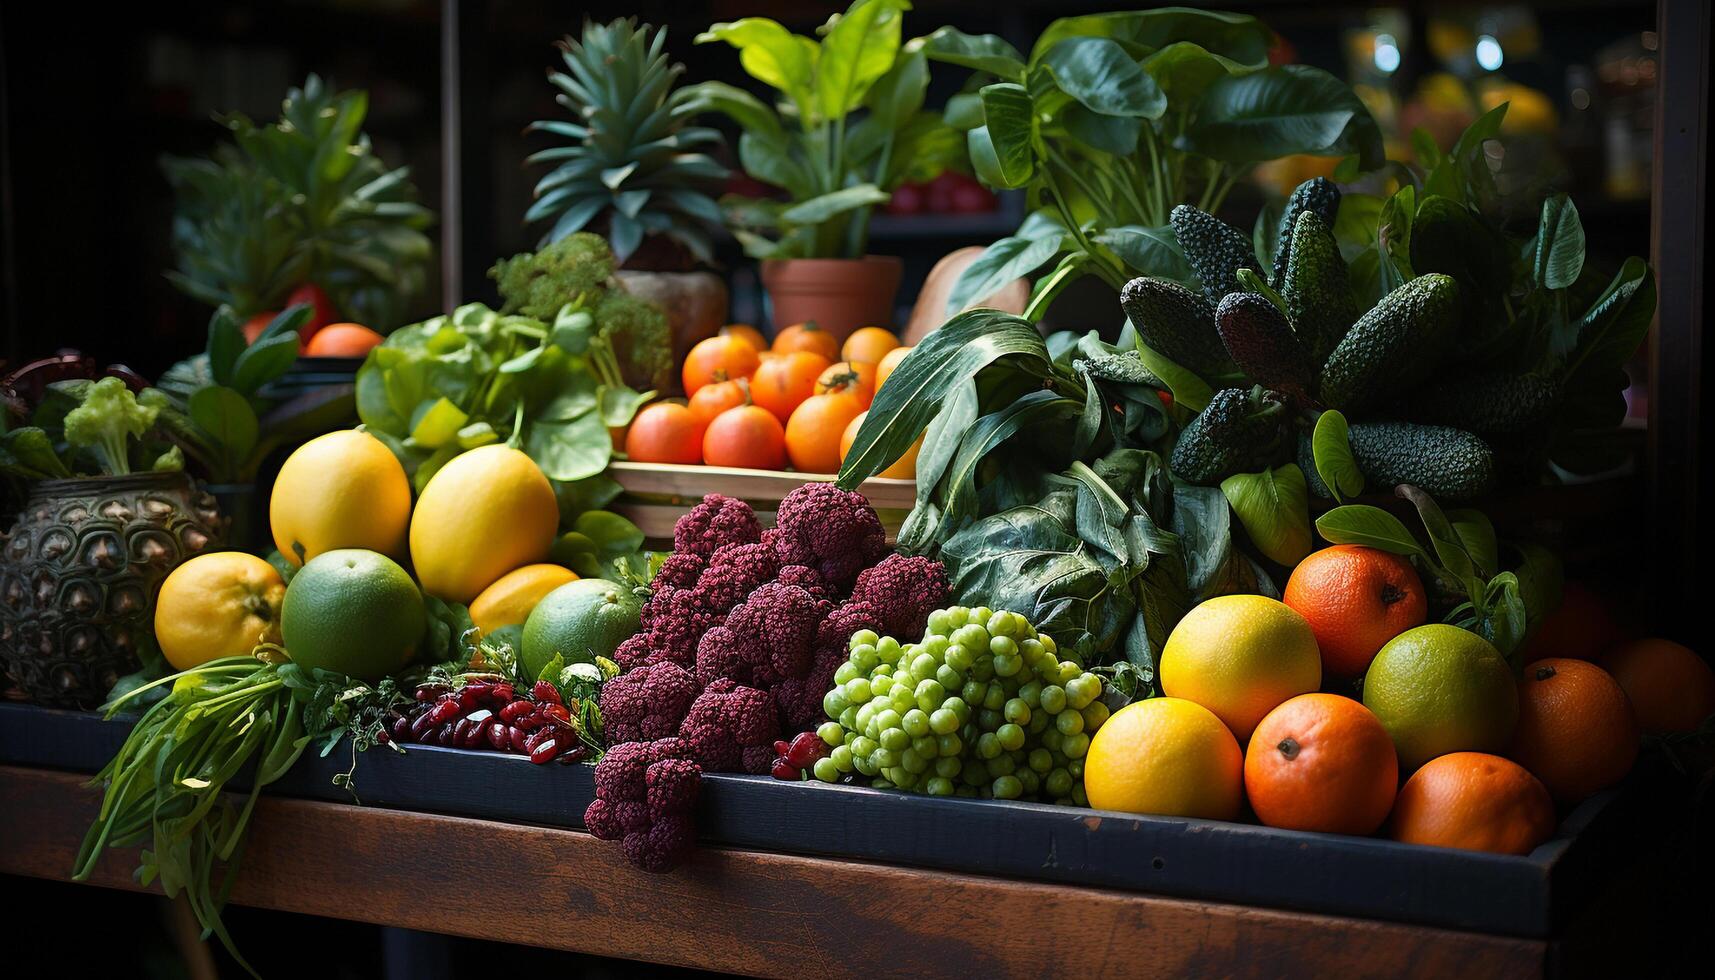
<box><xmin>303</xmin><ymin>323</ymin><xmax>385</xmax><ymax>357</ymax></box>
<box><xmin>751</xmin><ymin>351</ymin><xmax>831</xmax><ymax>422</ymax></box>
<box><xmin>1245</xmin><ymin>693</ymin><xmax>1399</xmax><ymax>835</ymax></box>
<box><xmin>1601</xmin><ymin>638</ymin><xmax>1715</xmax><ymax>734</ymax></box>
<box><xmin>1284</xmin><ymin>545</ymin><xmax>1428</xmax><ymax>676</ymax></box>
<box><xmin>719</xmin><ymin>323</ymin><xmax>768</xmax><ymax>352</ymax></box>
<box><xmin>682</xmin><ymin>336</ymin><xmax>760</xmax><ymax>395</ymax></box>
<box><xmin>784</xmin><ymin>391</ymin><xmax>866</xmax><ymax>474</ymax></box>
<box><xmin>815</xmin><ymin>361</ymin><xmax>876</xmax><ymax>408</ymax></box>
<box><xmin>875</xmin><ymin>345</ymin><xmax>911</xmax><ymax>392</ymax></box>
<box><xmin>624</xmin><ymin>402</ymin><xmax>704</xmax><ymax>465</ymax></box>
<box><xmin>1518</xmin><ymin>581</ymin><xmax>1627</xmax><ymax>662</ymax></box>
<box><xmin>1507</xmin><ymin>658</ymin><xmax>1637</xmax><ymax>803</ymax></box>
<box><xmin>688</xmin><ymin>378</ymin><xmax>750</xmax><ymax>427</ymax></box>
<box><xmin>772</xmin><ymin>321</ymin><xmax>839</xmax><ymax>361</ymax></box>
<box><xmin>841</xmin><ymin>326</ymin><xmax>901</xmax><ymax>364</ymax></box>
<box><xmin>1389</xmin><ymin>751</ymin><xmax>1555</xmax><ymax>855</ymax></box>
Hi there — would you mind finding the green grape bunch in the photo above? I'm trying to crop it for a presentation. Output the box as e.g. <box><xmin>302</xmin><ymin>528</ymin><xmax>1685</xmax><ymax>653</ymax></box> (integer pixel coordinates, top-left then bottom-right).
<box><xmin>813</xmin><ymin>606</ymin><xmax>1110</xmax><ymax>803</ymax></box>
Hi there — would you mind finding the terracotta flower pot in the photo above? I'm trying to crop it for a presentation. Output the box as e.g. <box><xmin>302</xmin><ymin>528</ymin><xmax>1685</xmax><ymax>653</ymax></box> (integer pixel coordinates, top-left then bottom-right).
<box><xmin>761</xmin><ymin>256</ymin><xmax>903</xmax><ymax>343</ymax></box>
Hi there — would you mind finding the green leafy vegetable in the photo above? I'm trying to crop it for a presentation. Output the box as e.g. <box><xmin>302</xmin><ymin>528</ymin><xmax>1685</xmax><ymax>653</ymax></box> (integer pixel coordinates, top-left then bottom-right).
<box><xmin>1220</xmin><ymin>464</ymin><xmax>1311</xmax><ymax>566</ymax></box>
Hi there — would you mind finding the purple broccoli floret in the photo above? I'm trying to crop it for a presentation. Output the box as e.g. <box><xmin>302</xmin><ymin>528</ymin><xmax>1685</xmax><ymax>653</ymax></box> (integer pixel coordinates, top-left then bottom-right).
<box><xmin>848</xmin><ymin>553</ymin><xmax>950</xmax><ymax>640</ymax></box>
<box><xmin>599</xmin><ymin>662</ymin><xmax>701</xmax><ymax>743</ymax></box>
<box><xmin>678</xmin><ymin>677</ymin><xmax>779</xmax><ymax>773</ymax></box>
<box><xmin>623</xmin><ymin>812</ymin><xmax>696</xmax><ymax>872</ymax></box>
<box><xmin>695</xmin><ymin>581</ymin><xmax>829</xmax><ymax>688</ymax></box>
<box><xmin>769</xmin><ymin>482</ymin><xmax>887</xmax><ymax>593</ymax></box>
<box><xmin>697</xmin><ymin>541</ymin><xmax>781</xmax><ymax>612</ymax></box>
<box><xmin>585</xmin><ymin>737</ymin><xmax>702</xmax><ymax>872</ymax></box>
<box><xmin>674</xmin><ymin>494</ymin><xmax>760</xmax><ymax>558</ymax></box>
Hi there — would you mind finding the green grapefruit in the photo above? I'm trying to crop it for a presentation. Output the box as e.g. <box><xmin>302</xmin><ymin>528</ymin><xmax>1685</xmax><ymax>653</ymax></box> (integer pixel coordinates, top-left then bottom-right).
<box><xmin>521</xmin><ymin>578</ymin><xmax>641</xmax><ymax>679</ymax></box>
<box><xmin>1363</xmin><ymin>624</ymin><xmax>1518</xmax><ymax>771</ymax></box>
<box><xmin>281</xmin><ymin>548</ymin><xmax>426</xmax><ymax>680</ymax></box>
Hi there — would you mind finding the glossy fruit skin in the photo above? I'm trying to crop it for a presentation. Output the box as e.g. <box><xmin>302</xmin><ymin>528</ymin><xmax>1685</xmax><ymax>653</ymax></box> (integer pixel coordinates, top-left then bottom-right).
<box><xmin>687</xmin><ymin>378</ymin><xmax>750</xmax><ymax>427</ymax></box>
<box><xmin>469</xmin><ymin>563</ymin><xmax>578</xmax><ymax>637</ymax></box>
<box><xmin>839</xmin><ymin>411</ymin><xmax>919</xmax><ymax>479</ymax></box>
<box><xmin>875</xmin><ymin>345</ymin><xmax>911</xmax><ymax>392</ymax></box>
<box><xmin>719</xmin><ymin>323</ymin><xmax>768</xmax><ymax>352</ymax></box>
<box><xmin>155</xmin><ymin>553</ymin><xmax>286</xmax><ymax>671</ymax></box>
<box><xmin>771</xmin><ymin>322</ymin><xmax>839</xmax><ymax>361</ymax></box>
<box><xmin>751</xmin><ymin>351</ymin><xmax>831</xmax><ymax>423</ymax></box>
<box><xmin>1363</xmin><ymin>624</ymin><xmax>1517</xmax><ymax>772</ymax></box>
<box><xmin>1518</xmin><ymin>581</ymin><xmax>1626</xmax><ymax>662</ymax></box>
<box><xmin>703</xmin><ymin>405</ymin><xmax>786</xmax><ymax>469</ymax></box>
<box><xmin>1085</xmin><ymin>697</ymin><xmax>1243</xmax><ymax>819</ymax></box>
<box><xmin>270</xmin><ymin>430</ymin><xmax>412</xmax><ymax>566</ymax></box>
<box><xmin>1245</xmin><ymin>693</ymin><xmax>1398</xmax><ymax>835</ymax></box>
<box><xmin>1284</xmin><ymin>545</ymin><xmax>1427</xmax><ymax>676</ymax></box>
<box><xmin>624</xmin><ymin>402</ymin><xmax>705</xmax><ymax>464</ymax></box>
<box><xmin>1159</xmin><ymin>594</ymin><xmax>1322</xmax><ymax>741</ymax></box>
<box><xmin>284</xmin><ymin>282</ymin><xmax>337</xmax><ymax>339</ymax></box>
<box><xmin>281</xmin><ymin>548</ymin><xmax>426</xmax><ymax>681</ymax></box>
<box><xmin>815</xmin><ymin>361</ymin><xmax>876</xmax><ymax>408</ymax></box>
<box><xmin>303</xmin><ymin>323</ymin><xmax>384</xmax><ymax>357</ymax></box>
<box><xmin>784</xmin><ymin>391</ymin><xmax>866</xmax><ymax>474</ymax></box>
<box><xmin>682</xmin><ymin>336</ymin><xmax>760</xmax><ymax>395</ymax></box>
<box><xmin>1601</xmin><ymin>638</ymin><xmax>1715</xmax><ymax>733</ymax></box>
<box><xmin>1507</xmin><ymin>658</ymin><xmax>1638</xmax><ymax>803</ymax></box>
<box><xmin>840</xmin><ymin>326</ymin><xmax>901</xmax><ymax>364</ymax></box>
<box><xmin>1389</xmin><ymin>751</ymin><xmax>1555</xmax><ymax>855</ymax></box>
<box><xmin>520</xmin><ymin>578</ymin><xmax>641</xmax><ymax>680</ymax></box>
<box><xmin>409</xmin><ymin>445</ymin><xmax>559</xmax><ymax>604</ymax></box>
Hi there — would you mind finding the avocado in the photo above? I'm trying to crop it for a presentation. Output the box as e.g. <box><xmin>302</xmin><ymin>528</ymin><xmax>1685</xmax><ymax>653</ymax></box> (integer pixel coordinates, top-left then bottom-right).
<box><xmin>1169</xmin><ymin>386</ymin><xmax>1293</xmax><ymax>486</ymax></box>
<box><xmin>1280</xmin><ymin>211</ymin><xmax>1356</xmax><ymax>364</ymax></box>
<box><xmin>1320</xmin><ymin>274</ymin><xmax>1461</xmax><ymax>414</ymax></box>
<box><xmin>1119</xmin><ymin>276</ymin><xmax>1233</xmax><ymax>377</ymax></box>
<box><xmin>1170</xmin><ymin>204</ymin><xmax>1262</xmax><ymax>305</ymax></box>
<box><xmin>1344</xmin><ymin>421</ymin><xmax>1495</xmax><ymax>500</ymax></box>
<box><xmin>1215</xmin><ymin>292</ymin><xmax>1316</xmax><ymax>404</ymax></box>
<box><xmin>1270</xmin><ymin>177</ymin><xmax>1342</xmax><ymax>287</ymax></box>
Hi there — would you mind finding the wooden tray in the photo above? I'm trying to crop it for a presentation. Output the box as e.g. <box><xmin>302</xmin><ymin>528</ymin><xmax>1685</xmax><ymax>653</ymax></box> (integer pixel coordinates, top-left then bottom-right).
<box><xmin>607</xmin><ymin>461</ymin><xmax>916</xmax><ymax>544</ymax></box>
<box><xmin>0</xmin><ymin>702</ymin><xmax>1647</xmax><ymax>939</ymax></box>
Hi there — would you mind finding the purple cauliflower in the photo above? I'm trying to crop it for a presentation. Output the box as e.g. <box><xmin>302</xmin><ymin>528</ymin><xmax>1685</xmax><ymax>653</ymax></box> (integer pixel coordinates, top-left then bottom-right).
<box><xmin>599</xmin><ymin>662</ymin><xmax>700</xmax><ymax>743</ymax></box>
<box><xmin>695</xmin><ymin>582</ymin><xmax>830</xmax><ymax>688</ymax></box>
<box><xmin>696</xmin><ymin>541</ymin><xmax>780</xmax><ymax>612</ymax></box>
<box><xmin>769</xmin><ymin>483</ymin><xmax>887</xmax><ymax>592</ymax></box>
<box><xmin>774</xmin><ymin>563</ymin><xmax>831</xmax><ymax>601</ymax></box>
<box><xmin>623</xmin><ymin>812</ymin><xmax>697</xmax><ymax>872</ymax></box>
<box><xmin>678</xmin><ymin>677</ymin><xmax>779</xmax><ymax>773</ymax></box>
<box><xmin>652</xmin><ymin>550</ymin><xmax>708</xmax><ymax>594</ymax></box>
<box><xmin>674</xmin><ymin>495</ymin><xmax>760</xmax><ymax>558</ymax></box>
<box><xmin>774</xmin><ymin>601</ymin><xmax>889</xmax><ymax>730</ymax></box>
<box><xmin>636</xmin><ymin>589</ymin><xmax>724</xmax><ymax>668</ymax></box>
<box><xmin>585</xmin><ymin>737</ymin><xmax>702</xmax><ymax>873</ymax></box>
<box><xmin>847</xmin><ymin>554</ymin><xmax>950</xmax><ymax>640</ymax></box>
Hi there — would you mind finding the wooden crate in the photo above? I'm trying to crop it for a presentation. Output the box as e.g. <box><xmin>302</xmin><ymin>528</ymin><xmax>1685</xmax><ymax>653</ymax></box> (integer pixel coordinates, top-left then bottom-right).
<box><xmin>607</xmin><ymin>461</ymin><xmax>917</xmax><ymax>545</ymax></box>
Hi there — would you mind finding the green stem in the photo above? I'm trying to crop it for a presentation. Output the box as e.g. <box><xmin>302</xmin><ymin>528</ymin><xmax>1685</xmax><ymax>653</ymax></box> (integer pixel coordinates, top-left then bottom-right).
<box><xmin>1207</xmin><ymin>166</ymin><xmax>1245</xmax><ymax>214</ymax></box>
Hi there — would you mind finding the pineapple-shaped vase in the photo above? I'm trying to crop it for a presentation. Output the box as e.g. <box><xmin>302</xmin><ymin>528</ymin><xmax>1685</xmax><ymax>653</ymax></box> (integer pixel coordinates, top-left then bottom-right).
<box><xmin>0</xmin><ymin>472</ymin><xmax>223</xmax><ymax>708</ymax></box>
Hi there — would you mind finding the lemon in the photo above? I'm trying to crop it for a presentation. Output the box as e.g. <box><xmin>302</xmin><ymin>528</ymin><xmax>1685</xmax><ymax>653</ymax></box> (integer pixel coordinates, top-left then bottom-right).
<box><xmin>470</xmin><ymin>563</ymin><xmax>578</xmax><ymax>636</ymax></box>
<box><xmin>1363</xmin><ymin>624</ymin><xmax>1518</xmax><ymax>771</ymax></box>
<box><xmin>270</xmin><ymin>430</ymin><xmax>411</xmax><ymax>566</ymax></box>
<box><xmin>409</xmin><ymin>445</ymin><xmax>560</xmax><ymax>604</ymax></box>
<box><xmin>281</xmin><ymin>549</ymin><xmax>425</xmax><ymax>681</ymax></box>
<box><xmin>1159</xmin><ymin>594</ymin><xmax>1322</xmax><ymax>741</ymax></box>
<box><xmin>155</xmin><ymin>552</ymin><xmax>286</xmax><ymax>670</ymax></box>
<box><xmin>1085</xmin><ymin>697</ymin><xmax>1244</xmax><ymax>819</ymax></box>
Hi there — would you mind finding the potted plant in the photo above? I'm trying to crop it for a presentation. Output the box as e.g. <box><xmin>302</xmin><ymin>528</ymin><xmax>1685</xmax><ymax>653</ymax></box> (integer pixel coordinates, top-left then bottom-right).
<box><xmin>0</xmin><ymin>368</ymin><xmax>222</xmax><ymax>708</ymax></box>
<box><xmin>686</xmin><ymin>0</ymin><xmax>959</xmax><ymax>341</ymax></box>
<box><xmin>526</xmin><ymin>19</ymin><xmax>731</xmax><ymax>380</ymax></box>
<box><xmin>162</xmin><ymin>74</ymin><xmax>435</xmax><ymax>353</ymax></box>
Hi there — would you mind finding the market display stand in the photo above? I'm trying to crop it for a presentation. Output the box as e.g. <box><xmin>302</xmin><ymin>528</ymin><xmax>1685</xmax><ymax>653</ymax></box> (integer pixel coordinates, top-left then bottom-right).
<box><xmin>0</xmin><ymin>705</ymin><xmax>1680</xmax><ymax>979</ymax></box>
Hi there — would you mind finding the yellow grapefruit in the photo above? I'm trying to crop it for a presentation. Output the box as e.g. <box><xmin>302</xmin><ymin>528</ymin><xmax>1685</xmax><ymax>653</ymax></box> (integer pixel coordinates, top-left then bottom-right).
<box><xmin>155</xmin><ymin>552</ymin><xmax>286</xmax><ymax>670</ymax></box>
<box><xmin>1158</xmin><ymin>594</ymin><xmax>1322</xmax><ymax>741</ymax></box>
<box><xmin>470</xmin><ymin>563</ymin><xmax>578</xmax><ymax>636</ymax></box>
<box><xmin>270</xmin><ymin>430</ymin><xmax>411</xmax><ymax>565</ymax></box>
<box><xmin>1085</xmin><ymin>697</ymin><xmax>1244</xmax><ymax>819</ymax></box>
<box><xmin>409</xmin><ymin>445</ymin><xmax>559</xmax><ymax>603</ymax></box>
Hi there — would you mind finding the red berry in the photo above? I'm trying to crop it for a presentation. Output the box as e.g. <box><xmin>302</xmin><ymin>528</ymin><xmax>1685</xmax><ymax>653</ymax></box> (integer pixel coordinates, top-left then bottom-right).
<box><xmin>500</xmin><ymin>700</ymin><xmax>533</xmax><ymax>724</ymax></box>
<box><xmin>490</xmin><ymin>683</ymin><xmax>515</xmax><ymax>705</ymax></box>
<box><xmin>531</xmin><ymin>739</ymin><xmax>561</xmax><ymax>764</ymax></box>
<box><xmin>427</xmin><ymin>699</ymin><xmax>462</xmax><ymax>726</ymax></box>
<box><xmin>410</xmin><ymin>711</ymin><xmax>438</xmax><ymax>740</ymax></box>
<box><xmin>540</xmin><ymin>703</ymin><xmax>571</xmax><ymax>724</ymax></box>
<box><xmin>774</xmin><ymin>740</ymin><xmax>790</xmax><ymax>756</ymax></box>
<box><xmin>785</xmin><ymin>731</ymin><xmax>826</xmax><ymax>768</ymax></box>
<box><xmin>508</xmin><ymin>726</ymin><xmax>529</xmax><ymax>753</ymax></box>
<box><xmin>532</xmin><ymin>681</ymin><xmax>562</xmax><ymax>704</ymax></box>
<box><xmin>770</xmin><ymin>759</ymin><xmax>800</xmax><ymax>781</ymax></box>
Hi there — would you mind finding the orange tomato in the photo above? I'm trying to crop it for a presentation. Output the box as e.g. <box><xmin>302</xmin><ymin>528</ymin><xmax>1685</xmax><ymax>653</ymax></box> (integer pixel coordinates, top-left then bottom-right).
<box><xmin>624</xmin><ymin>403</ymin><xmax>704</xmax><ymax>465</ymax></box>
<box><xmin>772</xmin><ymin>322</ymin><xmax>839</xmax><ymax>361</ymax></box>
<box><xmin>719</xmin><ymin>323</ymin><xmax>769</xmax><ymax>351</ymax></box>
<box><xmin>303</xmin><ymin>323</ymin><xmax>385</xmax><ymax>357</ymax></box>
<box><xmin>688</xmin><ymin>378</ymin><xmax>751</xmax><ymax>427</ymax></box>
<box><xmin>840</xmin><ymin>411</ymin><xmax>920</xmax><ymax>479</ymax></box>
<box><xmin>751</xmin><ymin>351</ymin><xmax>831</xmax><ymax>422</ymax></box>
<box><xmin>785</xmin><ymin>391</ymin><xmax>865</xmax><ymax>474</ymax></box>
<box><xmin>815</xmin><ymin>361</ymin><xmax>875</xmax><ymax>408</ymax></box>
<box><xmin>703</xmin><ymin>405</ymin><xmax>787</xmax><ymax>470</ymax></box>
<box><xmin>682</xmin><ymin>336</ymin><xmax>760</xmax><ymax>396</ymax></box>
<box><xmin>875</xmin><ymin>345</ymin><xmax>911</xmax><ymax>392</ymax></box>
<box><xmin>841</xmin><ymin>326</ymin><xmax>901</xmax><ymax>364</ymax></box>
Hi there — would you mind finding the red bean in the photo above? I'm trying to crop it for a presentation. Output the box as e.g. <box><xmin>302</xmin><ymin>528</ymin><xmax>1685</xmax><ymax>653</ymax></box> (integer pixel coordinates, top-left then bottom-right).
<box><xmin>530</xmin><ymin>739</ymin><xmax>560</xmax><ymax>764</ymax></box>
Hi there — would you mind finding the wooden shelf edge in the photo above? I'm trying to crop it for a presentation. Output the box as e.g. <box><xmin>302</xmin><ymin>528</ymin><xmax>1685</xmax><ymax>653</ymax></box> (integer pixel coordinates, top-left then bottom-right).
<box><xmin>0</xmin><ymin>765</ymin><xmax>1548</xmax><ymax>980</ymax></box>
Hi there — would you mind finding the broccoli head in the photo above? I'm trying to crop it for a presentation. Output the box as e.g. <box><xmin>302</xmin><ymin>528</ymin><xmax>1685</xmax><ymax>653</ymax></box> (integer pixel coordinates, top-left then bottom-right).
<box><xmin>770</xmin><ymin>483</ymin><xmax>887</xmax><ymax>593</ymax></box>
<box><xmin>62</xmin><ymin>377</ymin><xmax>158</xmax><ymax>477</ymax></box>
<box><xmin>695</xmin><ymin>581</ymin><xmax>829</xmax><ymax>688</ymax></box>
<box><xmin>848</xmin><ymin>554</ymin><xmax>950</xmax><ymax>641</ymax></box>
<box><xmin>585</xmin><ymin>737</ymin><xmax>702</xmax><ymax>873</ymax></box>
<box><xmin>490</xmin><ymin>232</ymin><xmax>616</xmax><ymax>320</ymax></box>
<box><xmin>678</xmin><ymin>677</ymin><xmax>779</xmax><ymax>773</ymax></box>
<box><xmin>674</xmin><ymin>495</ymin><xmax>761</xmax><ymax>558</ymax></box>
<box><xmin>597</xmin><ymin>290</ymin><xmax>674</xmax><ymax>394</ymax></box>
<box><xmin>599</xmin><ymin>662</ymin><xmax>701</xmax><ymax>743</ymax></box>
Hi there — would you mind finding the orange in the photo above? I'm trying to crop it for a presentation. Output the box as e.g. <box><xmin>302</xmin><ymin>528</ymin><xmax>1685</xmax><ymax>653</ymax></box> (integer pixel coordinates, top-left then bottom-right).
<box><xmin>1518</xmin><ymin>581</ymin><xmax>1626</xmax><ymax>662</ymax></box>
<box><xmin>1284</xmin><ymin>545</ymin><xmax>1428</xmax><ymax>676</ymax></box>
<box><xmin>875</xmin><ymin>345</ymin><xmax>911</xmax><ymax>392</ymax></box>
<box><xmin>303</xmin><ymin>322</ymin><xmax>385</xmax><ymax>357</ymax></box>
<box><xmin>1601</xmin><ymin>638</ymin><xmax>1715</xmax><ymax>734</ymax></box>
<box><xmin>751</xmin><ymin>351</ymin><xmax>831</xmax><ymax>423</ymax></box>
<box><xmin>624</xmin><ymin>402</ymin><xmax>704</xmax><ymax>464</ymax></box>
<box><xmin>841</xmin><ymin>326</ymin><xmax>901</xmax><ymax>364</ymax></box>
<box><xmin>719</xmin><ymin>323</ymin><xmax>768</xmax><ymax>352</ymax></box>
<box><xmin>687</xmin><ymin>378</ymin><xmax>750</xmax><ymax>427</ymax></box>
<box><xmin>1507</xmin><ymin>658</ymin><xmax>1637</xmax><ymax>803</ymax></box>
<box><xmin>154</xmin><ymin>552</ymin><xmax>286</xmax><ymax>671</ymax></box>
<box><xmin>784</xmin><ymin>391</ymin><xmax>866</xmax><ymax>474</ymax></box>
<box><xmin>703</xmin><ymin>405</ymin><xmax>786</xmax><ymax>470</ymax></box>
<box><xmin>1085</xmin><ymin>697</ymin><xmax>1244</xmax><ymax>820</ymax></box>
<box><xmin>242</xmin><ymin>311</ymin><xmax>279</xmax><ymax>344</ymax></box>
<box><xmin>771</xmin><ymin>321</ymin><xmax>839</xmax><ymax>361</ymax></box>
<box><xmin>840</xmin><ymin>411</ymin><xmax>920</xmax><ymax>479</ymax></box>
<box><xmin>816</xmin><ymin>361</ymin><xmax>876</xmax><ymax>408</ymax></box>
<box><xmin>1158</xmin><ymin>594</ymin><xmax>1322</xmax><ymax>742</ymax></box>
<box><xmin>469</xmin><ymin>563</ymin><xmax>577</xmax><ymax>637</ymax></box>
<box><xmin>682</xmin><ymin>336</ymin><xmax>760</xmax><ymax>395</ymax></box>
<box><xmin>1389</xmin><ymin>751</ymin><xmax>1556</xmax><ymax>855</ymax></box>
<box><xmin>1245</xmin><ymin>693</ymin><xmax>1398</xmax><ymax>836</ymax></box>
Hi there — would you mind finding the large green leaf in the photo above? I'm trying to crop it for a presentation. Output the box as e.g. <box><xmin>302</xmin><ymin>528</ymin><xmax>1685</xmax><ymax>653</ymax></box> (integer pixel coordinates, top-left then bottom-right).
<box><xmin>1221</xmin><ymin>465</ymin><xmax>1312</xmax><ymax>566</ymax></box>
<box><xmin>1532</xmin><ymin>193</ymin><xmax>1586</xmax><ymax>291</ymax></box>
<box><xmin>1142</xmin><ymin>42</ymin><xmax>1253</xmax><ymax>103</ymax></box>
<box><xmin>683</xmin><ymin>80</ymin><xmax>787</xmax><ymax>144</ymax></box>
<box><xmin>838</xmin><ymin>310</ymin><xmax>1054</xmax><ymax>487</ymax></box>
<box><xmin>929</xmin><ymin>390</ymin><xmax>1086</xmax><ymax>540</ymax></box>
<box><xmin>1031</xmin><ymin>9</ymin><xmax>1271</xmax><ymax>69</ymax></box>
<box><xmin>1133</xmin><ymin>340</ymin><xmax>1212</xmax><ymax>413</ymax></box>
<box><xmin>696</xmin><ymin>19</ymin><xmax>818</xmax><ymax>120</ymax></box>
<box><xmin>816</xmin><ymin>0</ymin><xmax>909</xmax><ymax>119</ymax></box>
<box><xmin>1563</xmin><ymin>256</ymin><xmax>1654</xmax><ymax>375</ymax></box>
<box><xmin>1093</xmin><ymin>224</ymin><xmax>1194</xmax><ymax>282</ymax></box>
<box><xmin>920</xmin><ymin>26</ymin><xmax>1026</xmax><ymax>80</ymax></box>
<box><xmin>1376</xmin><ymin>184</ymin><xmax>1416</xmax><ymax>295</ymax></box>
<box><xmin>230</xmin><ymin>331</ymin><xmax>300</xmax><ymax>397</ymax></box>
<box><xmin>1181</xmin><ymin>65</ymin><xmax>1385</xmax><ymax>170</ymax></box>
<box><xmin>188</xmin><ymin>385</ymin><xmax>259</xmax><ymax>471</ymax></box>
<box><xmin>1314</xmin><ymin>505</ymin><xmax>1427</xmax><ymax>557</ymax></box>
<box><xmin>865</xmin><ymin>41</ymin><xmax>929</xmax><ymax>130</ymax></box>
<box><xmin>1041</xmin><ymin>37</ymin><xmax>1166</xmax><ymax>119</ymax></box>
<box><xmin>977</xmin><ymin>83</ymin><xmax>1038</xmax><ymax>188</ymax></box>
<box><xmin>944</xmin><ymin>233</ymin><xmax>1064</xmax><ymax>314</ymax></box>
<box><xmin>779</xmin><ymin>184</ymin><xmax>889</xmax><ymax>224</ymax></box>
<box><xmin>1058</xmin><ymin>105</ymin><xmax>1141</xmax><ymax>155</ymax></box>
<box><xmin>1310</xmin><ymin>409</ymin><xmax>1364</xmax><ymax>501</ymax></box>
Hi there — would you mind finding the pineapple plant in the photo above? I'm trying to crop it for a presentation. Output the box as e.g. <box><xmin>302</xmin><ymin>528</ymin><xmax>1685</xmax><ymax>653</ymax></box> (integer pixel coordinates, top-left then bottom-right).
<box><xmin>527</xmin><ymin>19</ymin><xmax>727</xmax><ymax>268</ymax></box>
<box><xmin>162</xmin><ymin>75</ymin><xmax>435</xmax><ymax>332</ymax></box>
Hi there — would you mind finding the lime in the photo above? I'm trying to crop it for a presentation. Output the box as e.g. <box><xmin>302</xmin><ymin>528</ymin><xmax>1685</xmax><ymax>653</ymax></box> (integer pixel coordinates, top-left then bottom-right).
<box><xmin>1363</xmin><ymin>624</ymin><xmax>1517</xmax><ymax>771</ymax></box>
<box><xmin>281</xmin><ymin>548</ymin><xmax>426</xmax><ymax>681</ymax></box>
<box><xmin>521</xmin><ymin>578</ymin><xmax>641</xmax><ymax>679</ymax></box>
